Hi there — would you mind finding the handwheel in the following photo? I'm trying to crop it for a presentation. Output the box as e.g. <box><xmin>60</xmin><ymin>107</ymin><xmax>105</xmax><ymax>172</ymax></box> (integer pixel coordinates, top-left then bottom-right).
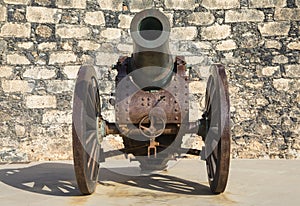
<box><xmin>203</xmin><ymin>64</ymin><xmax>230</xmax><ymax>194</ymax></box>
<box><xmin>72</xmin><ymin>65</ymin><xmax>103</xmax><ymax>195</ymax></box>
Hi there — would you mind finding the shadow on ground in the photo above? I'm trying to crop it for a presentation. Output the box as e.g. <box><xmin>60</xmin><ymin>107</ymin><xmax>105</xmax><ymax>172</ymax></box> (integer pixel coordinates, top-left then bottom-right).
<box><xmin>0</xmin><ymin>162</ymin><xmax>80</xmax><ymax>196</ymax></box>
<box><xmin>0</xmin><ymin>162</ymin><xmax>212</xmax><ymax>196</ymax></box>
<box><xmin>99</xmin><ymin>167</ymin><xmax>212</xmax><ymax>195</ymax></box>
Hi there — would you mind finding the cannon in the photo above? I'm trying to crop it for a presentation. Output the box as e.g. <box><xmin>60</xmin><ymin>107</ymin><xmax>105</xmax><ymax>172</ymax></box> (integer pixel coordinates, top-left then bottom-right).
<box><xmin>72</xmin><ymin>9</ymin><xmax>230</xmax><ymax>195</ymax></box>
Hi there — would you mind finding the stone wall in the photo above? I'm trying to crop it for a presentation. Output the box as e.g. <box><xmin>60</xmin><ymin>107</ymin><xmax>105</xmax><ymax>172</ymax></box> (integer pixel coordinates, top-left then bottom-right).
<box><xmin>0</xmin><ymin>0</ymin><xmax>299</xmax><ymax>162</ymax></box>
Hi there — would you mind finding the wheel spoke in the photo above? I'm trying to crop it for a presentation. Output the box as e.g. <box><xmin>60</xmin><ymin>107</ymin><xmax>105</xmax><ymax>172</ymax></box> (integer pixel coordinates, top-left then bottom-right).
<box><xmin>88</xmin><ymin>138</ymin><xmax>97</xmax><ymax>169</ymax></box>
<box><xmin>90</xmin><ymin>145</ymin><xmax>99</xmax><ymax>181</ymax></box>
<box><xmin>85</xmin><ymin>130</ymin><xmax>97</xmax><ymax>145</ymax></box>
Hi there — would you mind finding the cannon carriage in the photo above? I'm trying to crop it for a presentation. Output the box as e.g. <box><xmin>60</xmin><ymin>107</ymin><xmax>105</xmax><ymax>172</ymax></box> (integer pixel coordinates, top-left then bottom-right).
<box><xmin>72</xmin><ymin>9</ymin><xmax>230</xmax><ymax>195</ymax></box>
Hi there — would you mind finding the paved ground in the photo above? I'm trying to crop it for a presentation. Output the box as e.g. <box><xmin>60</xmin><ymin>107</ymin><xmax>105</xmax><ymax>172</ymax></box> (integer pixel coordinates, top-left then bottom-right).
<box><xmin>0</xmin><ymin>159</ymin><xmax>299</xmax><ymax>206</ymax></box>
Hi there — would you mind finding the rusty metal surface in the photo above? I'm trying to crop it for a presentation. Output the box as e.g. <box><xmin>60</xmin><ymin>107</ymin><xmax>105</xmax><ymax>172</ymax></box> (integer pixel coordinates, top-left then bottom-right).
<box><xmin>115</xmin><ymin>56</ymin><xmax>189</xmax><ymax>125</ymax></box>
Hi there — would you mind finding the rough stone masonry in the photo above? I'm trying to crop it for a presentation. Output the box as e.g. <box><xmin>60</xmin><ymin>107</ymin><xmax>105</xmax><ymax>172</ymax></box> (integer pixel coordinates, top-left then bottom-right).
<box><xmin>0</xmin><ymin>0</ymin><xmax>299</xmax><ymax>162</ymax></box>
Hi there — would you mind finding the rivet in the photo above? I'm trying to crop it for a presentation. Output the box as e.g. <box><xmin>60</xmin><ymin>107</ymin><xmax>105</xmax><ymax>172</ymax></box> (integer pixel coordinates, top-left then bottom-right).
<box><xmin>175</xmin><ymin>116</ymin><xmax>179</xmax><ymax>120</ymax></box>
<box><xmin>141</xmin><ymin>103</ymin><xmax>145</xmax><ymax>106</ymax></box>
<box><xmin>148</xmin><ymin>103</ymin><xmax>151</xmax><ymax>106</ymax></box>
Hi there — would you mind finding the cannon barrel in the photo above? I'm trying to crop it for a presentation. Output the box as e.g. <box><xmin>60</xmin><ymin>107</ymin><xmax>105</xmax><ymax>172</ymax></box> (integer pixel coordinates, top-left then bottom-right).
<box><xmin>129</xmin><ymin>9</ymin><xmax>173</xmax><ymax>89</ymax></box>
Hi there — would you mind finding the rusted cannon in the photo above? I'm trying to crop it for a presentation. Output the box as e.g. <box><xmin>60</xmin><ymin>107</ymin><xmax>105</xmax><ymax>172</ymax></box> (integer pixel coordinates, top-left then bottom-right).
<box><xmin>72</xmin><ymin>9</ymin><xmax>231</xmax><ymax>195</ymax></box>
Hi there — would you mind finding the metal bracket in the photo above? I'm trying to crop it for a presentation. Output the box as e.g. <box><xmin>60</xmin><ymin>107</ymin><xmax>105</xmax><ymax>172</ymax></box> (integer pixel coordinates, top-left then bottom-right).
<box><xmin>148</xmin><ymin>138</ymin><xmax>159</xmax><ymax>158</ymax></box>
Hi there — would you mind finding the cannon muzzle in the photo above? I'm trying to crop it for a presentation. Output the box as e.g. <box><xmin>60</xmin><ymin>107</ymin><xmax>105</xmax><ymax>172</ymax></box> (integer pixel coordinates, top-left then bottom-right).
<box><xmin>129</xmin><ymin>9</ymin><xmax>173</xmax><ymax>89</ymax></box>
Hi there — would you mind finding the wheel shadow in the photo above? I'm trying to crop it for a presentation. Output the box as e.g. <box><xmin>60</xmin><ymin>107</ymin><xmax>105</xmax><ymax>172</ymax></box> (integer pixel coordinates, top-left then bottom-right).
<box><xmin>99</xmin><ymin>166</ymin><xmax>213</xmax><ymax>196</ymax></box>
<box><xmin>0</xmin><ymin>162</ymin><xmax>212</xmax><ymax>196</ymax></box>
<box><xmin>0</xmin><ymin>162</ymin><xmax>80</xmax><ymax>196</ymax></box>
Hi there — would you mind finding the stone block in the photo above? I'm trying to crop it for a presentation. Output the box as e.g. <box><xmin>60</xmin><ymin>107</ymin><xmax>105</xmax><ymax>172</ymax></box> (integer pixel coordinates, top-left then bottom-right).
<box><xmin>202</xmin><ymin>0</ymin><xmax>240</xmax><ymax>9</ymax></box>
<box><xmin>49</xmin><ymin>52</ymin><xmax>77</xmax><ymax>65</ymax></box>
<box><xmin>15</xmin><ymin>125</ymin><xmax>26</xmax><ymax>137</ymax></box>
<box><xmin>265</xmin><ymin>40</ymin><xmax>282</xmax><ymax>50</ymax></box>
<box><xmin>3</xmin><ymin>0</ymin><xmax>30</xmax><ymax>5</ymax></box>
<box><xmin>95</xmin><ymin>52</ymin><xmax>119</xmax><ymax>66</ymax></box>
<box><xmin>249</xmin><ymin>0</ymin><xmax>286</xmax><ymax>8</ymax></box>
<box><xmin>284</xmin><ymin>65</ymin><xmax>300</xmax><ymax>78</ymax></box>
<box><xmin>97</xmin><ymin>0</ymin><xmax>123</xmax><ymax>11</ymax></box>
<box><xmin>0</xmin><ymin>6</ymin><xmax>6</xmax><ymax>22</ymax></box>
<box><xmin>6</xmin><ymin>53</ymin><xmax>30</xmax><ymax>65</ymax></box>
<box><xmin>46</xmin><ymin>80</ymin><xmax>75</xmax><ymax>93</ymax></box>
<box><xmin>118</xmin><ymin>14</ymin><xmax>133</xmax><ymax>29</ymax></box>
<box><xmin>36</xmin><ymin>25</ymin><xmax>53</xmax><ymax>38</ymax></box>
<box><xmin>272</xmin><ymin>55</ymin><xmax>288</xmax><ymax>64</ymax></box>
<box><xmin>63</xmin><ymin>66</ymin><xmax>80</xmax><ymax>79</ymax></box>
<box><xmin>56</xmin><ymin>25</ymin><xmax>91</xmax><ymax>39</ymax></box>
<box><xmin>42</xmin><ymin>110</ymin><xmax>72</xmax><ymax>124</ymax></box>
<box><xmin>26</xmin><ymin>7</ymin><xmax>62</xmax><ymax>24</ymax></box>
<box><xmin>23</xmin><ymin>67</ymin><xmax>56</xmax><ymax>79</ymax></box>
<box><xmin>56</xmin><ymin>0</ymin><xmax>86</xmax><ymax>9</ymax></box>
<box><xmin>170</xmin><ymin>27</ymin><xmax>197</xmax><ymax>41</ymax></box>
<box><xmin>187</xmin><ymin>12</ymin><xmax>215</xmax><ymax>26</ymax></box>
<box><xmin>38</xmin><ymin>42</ymin><xmax>57</xmax><ymax>50</ymax></box>
<box><xmin>84</xmin><ymin>11</ymin><xmax>105</xmax><ymax>26</ymax></box>
<box><xmin>78</xmin><ymin>40</ymin><xmax>100</xmax><ymax>51</ymax></box>
<box><xmin>201</xmin><ymin>24</ymin><xmax>231</xmax><ymax>40</ymax></box>
<box><xmin>117</xmin><ymin>44</ymin><xmax>133</xmax><ymax>53</ymax></box>
<box><xmin>165</xmin><ymin>0</ymin><xmax>195</xmax><ymax>10</ymax></box>
<box><xmin>189</xmin><ymin>81</ymin><xmax>206</xmax><ymax>94</ymax></box>
<box><xmin>273</xmin><ymin>78</ymin><xmax>292</xmax><ymax>91</ymax></box>
<box><xmin>0</xmin><ymin>23</ymin><xmax>31</xmax><ymax>38</ymax></box>
<box><xmin>1</xmin><ymin>80</ymin><xmax>32</xmax><ymax>93</ymax></box>
<box><xmin>185</xmin><ymin>55</ymin><xmax>207</xmax><ymax>65</ymax></box>
<box><xmin>17</xmin><ymin>42</ymin><xmax>34</xmax><ymax>49</ymax></box>
<box><xmin>0</xmin><ymin>66</ymin><xmax>12</xmax><ymax>78</ymax></box>
<box><xmin>192</xmin><ymin>41</ymin><xmax>212</xmax><ymax>50</ymax></box>
<box><xmin>26</xmin><ymin>95</ymin><xmax>57</xmax><ymax>109</ymax></box>
<box><xmin>287</xmin><ymin>41</ymin><xmax>300</xmax><ymax>50</ymax></box>
<box><xmin>275</xmin><ymin>8</ymin><xmax>300</xmax><ymax>21</ymax></box>
<box><xmin>100</xmin><ymin>28</ymin><xmax>122</xmax><ymax>40</ymax></box>
<box><xmin>258</xmin><ymin>22</ymin><xmax>290</xmax><ymax>36</ymax></box>
<box><xmin>215</xmin><ymin>39</ymin><xmax>237</xmax><ymax>51</ymax></box>
<box><xmin>261</xmin><ymin>66</ymin><xmax>279</xmax><ymax>76</ymax></box>
<box><xmin>129</xmin><ymin>0</ymin><xmax>153</xmax><ymax>12</ymax></box>
<box><xmin>225</xmin><ymin>9</ymin><xmax>264</xmax><ymax>23</ymax></box>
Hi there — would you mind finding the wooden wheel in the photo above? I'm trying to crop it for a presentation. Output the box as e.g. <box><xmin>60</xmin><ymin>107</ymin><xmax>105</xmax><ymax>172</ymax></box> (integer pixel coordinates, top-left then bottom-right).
<box><xmin>72</xmin><ymin>65</ymin><xmax>103</xmax><ymax>195</ymax></box>
<box><xmin>203</xmin><ymin>64</ymin><xmax>230</xmax><ymax>194</ymax></box>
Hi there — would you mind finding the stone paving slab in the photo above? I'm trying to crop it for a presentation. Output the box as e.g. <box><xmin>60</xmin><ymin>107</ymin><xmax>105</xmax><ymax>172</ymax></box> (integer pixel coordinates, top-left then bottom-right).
<box><xmin>0</xmin><ymin>159</ymin><xmax>299</xmax><ymax>206</ymax></box>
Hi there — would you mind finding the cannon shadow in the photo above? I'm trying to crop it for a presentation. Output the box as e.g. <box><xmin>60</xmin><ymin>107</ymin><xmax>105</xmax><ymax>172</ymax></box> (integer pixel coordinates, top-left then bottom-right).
<box><xmin>0</xmin><ymin>162</ymin><xmax>212</xmax><ymax>196</ymax></box>
<box><xmin>99</xmin><ymin>167</ymin><xmax>212</xmax><ymax>196</ymax></box>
